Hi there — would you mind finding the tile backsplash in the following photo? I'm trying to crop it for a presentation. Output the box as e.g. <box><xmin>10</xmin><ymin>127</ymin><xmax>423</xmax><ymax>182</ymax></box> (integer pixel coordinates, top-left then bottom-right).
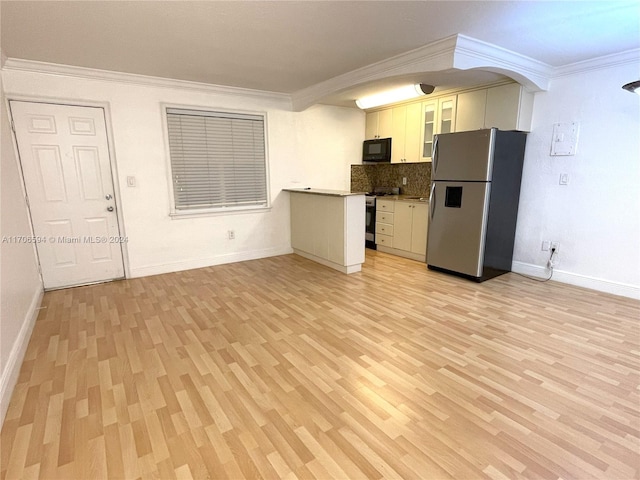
<box><xmin>351</xmin><ymin>163</ymin><xmax>431</xmax><ymax>196</ymax></box>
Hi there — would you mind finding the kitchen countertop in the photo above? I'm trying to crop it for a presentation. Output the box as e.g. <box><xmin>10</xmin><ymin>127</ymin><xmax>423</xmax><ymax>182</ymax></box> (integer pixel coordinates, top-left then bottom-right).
<box><xmin>284</xmin><ymin>188</ymin><xmax>365</xmax><ymax>197</ymax></box>
<box><xmin>378</xmin><ymin>194</ymin><xmax>429</xmax><ymax>203</ymax></box>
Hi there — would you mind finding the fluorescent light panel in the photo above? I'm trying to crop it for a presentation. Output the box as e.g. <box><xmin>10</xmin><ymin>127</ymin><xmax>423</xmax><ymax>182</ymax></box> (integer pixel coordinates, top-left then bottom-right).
<box><xmin>356</xmin><ymin>84</ymin><xmax>434</xmax><ymax>109</ymax></box>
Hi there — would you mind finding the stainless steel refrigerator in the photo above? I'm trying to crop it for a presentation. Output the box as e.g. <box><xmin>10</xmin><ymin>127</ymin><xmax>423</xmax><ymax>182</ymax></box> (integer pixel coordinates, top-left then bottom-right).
<box><xmin>426</xmin><ymin>128</ymin><xmax>527</xmax><ymax>281</ymax></box>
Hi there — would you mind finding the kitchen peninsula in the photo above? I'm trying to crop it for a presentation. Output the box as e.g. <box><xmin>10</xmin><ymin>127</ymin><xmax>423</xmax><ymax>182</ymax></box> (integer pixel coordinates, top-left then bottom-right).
<box><xmin>284</xmin><ymin>188</ymin><xmax>365</xmax><ymax>273</ymax></box>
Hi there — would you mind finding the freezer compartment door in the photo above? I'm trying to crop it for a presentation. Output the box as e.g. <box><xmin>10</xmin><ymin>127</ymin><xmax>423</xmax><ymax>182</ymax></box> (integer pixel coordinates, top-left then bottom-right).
<box><xmin>432</xmin><ymin>129</ymin><xmax>495</xmax><ymax>182</ymax></box>
<box><xmin>427</xmin><ymin>181</ymin><xmax>491</xmax><ymax>278</ymax></box>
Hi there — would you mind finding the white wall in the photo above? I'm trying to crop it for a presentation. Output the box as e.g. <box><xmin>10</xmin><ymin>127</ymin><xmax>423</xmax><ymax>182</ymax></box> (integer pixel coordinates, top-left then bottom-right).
<box><xmin>0</xmin><ymin>76</ymin><xmax>44</xmax><ymax>425</ymax></box>
<box><xmin>513</xmin><ymin>56</ymin><xmax>640</xmax><ymax>298</ymax></box>
<box><xmin>2</xmin><ymin>67</ymin><xmax>364</xmax><ymax>278</ymax></box>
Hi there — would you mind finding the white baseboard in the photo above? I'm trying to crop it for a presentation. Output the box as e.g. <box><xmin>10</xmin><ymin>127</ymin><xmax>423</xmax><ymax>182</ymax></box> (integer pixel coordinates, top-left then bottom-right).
<box><xmin>0</xmin><ymin>284</ymin><xmax>44</xmax><ymax>427</ymax></box>
<box><xmin>377</xmin><ymin>245</ymin><xmax>426</xmax><ymax>263</ymax></box>
<box><xmin>512</xmin><ymin>261</ymin><xmax>640</xmax><ymax>300</ymax></box>
<box><xmin>129</xmin><ymin>246</ymin><xmax>294</xmax><ymax>278</ymax></box>
<box><xmin>292</xmin><ymin>249</ymin><xmax>362</xmax><ymax>274</ymax></box>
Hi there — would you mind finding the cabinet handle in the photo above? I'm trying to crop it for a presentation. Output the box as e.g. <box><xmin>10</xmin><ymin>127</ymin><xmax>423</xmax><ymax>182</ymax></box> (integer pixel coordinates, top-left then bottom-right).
<box><xmin>432</xmin><ymin>136</ymin><xmax>439</xmax><ymax>175</ymax></box>
<box><xmin>429</xmin><ymin>183</ymin><xmax>436</xmax><ymax>220</ymax></box>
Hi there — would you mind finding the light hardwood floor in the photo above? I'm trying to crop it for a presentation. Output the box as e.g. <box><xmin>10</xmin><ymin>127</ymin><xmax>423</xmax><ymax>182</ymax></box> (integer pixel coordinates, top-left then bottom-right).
<box><xmin>2</xmin><ymin>251</ymin><xmax>639</xmax><ymax>479</ymax></box>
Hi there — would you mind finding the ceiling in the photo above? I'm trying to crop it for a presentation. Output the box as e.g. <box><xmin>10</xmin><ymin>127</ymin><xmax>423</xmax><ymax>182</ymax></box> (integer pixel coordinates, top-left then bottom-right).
<box><xmin>2</xmin><ymin>1</ymin><xmax>639</xmax><ymax>108</ymax></box>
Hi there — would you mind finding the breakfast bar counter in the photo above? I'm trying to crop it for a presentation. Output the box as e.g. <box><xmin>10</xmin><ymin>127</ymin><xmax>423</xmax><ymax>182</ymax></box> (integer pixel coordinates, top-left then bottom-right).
<box><xmin>284</xmin><ymin>188</ymin><xmax>365</xmax><ymax>274</ymax></box>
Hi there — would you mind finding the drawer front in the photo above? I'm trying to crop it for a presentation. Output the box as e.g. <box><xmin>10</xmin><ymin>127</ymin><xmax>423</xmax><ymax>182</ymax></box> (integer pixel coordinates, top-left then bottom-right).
<box><xmin>376</xmin><ymin>199</ymin><xmax>395</xmax><ymax>212</ymax></box>
<box><xmin>376</xmin><ymin>234</ymin><xmax>393</xmax><ymax>247</ymax></box>
<box><xmin>377</xmin><ymin>212</ymin><xmax>394</xmax><ymax>224</ymax></box>
<box><xmin>376</xmin><ymin>222</ymin><xmax>394</xmax><ymax>236</ymax></box>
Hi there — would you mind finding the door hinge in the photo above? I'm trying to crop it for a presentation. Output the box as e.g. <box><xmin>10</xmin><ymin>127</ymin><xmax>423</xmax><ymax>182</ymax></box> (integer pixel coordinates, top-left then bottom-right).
<box><xmin>10</xmin><ymin>118</ymin><xmax>16</xmax><ymax>132</ymax></box>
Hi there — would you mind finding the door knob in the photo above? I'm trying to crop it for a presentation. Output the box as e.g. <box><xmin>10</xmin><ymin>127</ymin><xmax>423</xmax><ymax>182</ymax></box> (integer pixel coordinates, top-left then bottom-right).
<box><xmin>107</xmin><ymin>206</ymin><xmax>114</xmax><ymax>212</ymax></box>
<box><xmin>105</xmin><ymin>194</ymin><xmax>113</xmax><ymax>200</ymax></box>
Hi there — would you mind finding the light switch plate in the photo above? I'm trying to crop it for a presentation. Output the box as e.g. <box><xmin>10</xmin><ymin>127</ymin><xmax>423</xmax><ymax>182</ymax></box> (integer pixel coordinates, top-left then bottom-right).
<box><xmin>127</xmin><ymin>176</ymin><xmax>136</xmax><ymax>187</ymax></box>
<box><xmin>559</xmin><ymin>173</ymin><xmax>569</xmax><ymax>185</ymax></box>
<box><xmin>551</xmin><ymin>122</ymin><xmax>579</xmax><ymax>156</ymax></box>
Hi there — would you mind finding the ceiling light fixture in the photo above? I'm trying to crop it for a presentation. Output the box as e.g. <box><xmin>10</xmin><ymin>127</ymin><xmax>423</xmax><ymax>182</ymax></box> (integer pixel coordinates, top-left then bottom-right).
<box><xmin>622</xmin><ymin>81</ymin><xmax>640</xmax><ymax>94</ymax></box>
<box><xmin>356</xmin><ymin>84</ymin><xmax>435</xmax><ymax>109</ymax></box>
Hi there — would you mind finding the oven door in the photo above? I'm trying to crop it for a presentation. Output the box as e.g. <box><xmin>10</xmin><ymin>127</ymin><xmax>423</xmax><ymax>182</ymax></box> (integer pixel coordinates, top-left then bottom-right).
<box><xmin>365</xmin><ymin>197</ymin><xmax>376</xmax><ymax>249</ymax></box>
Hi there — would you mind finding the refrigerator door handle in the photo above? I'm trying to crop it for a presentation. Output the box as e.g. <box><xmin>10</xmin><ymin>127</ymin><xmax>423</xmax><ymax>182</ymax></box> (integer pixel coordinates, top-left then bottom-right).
<box><xmin>429</xmin><ymin>183</ymin><xmax>436</xmax><ymax>220</ymax></box>
<box><xmin>432</xmin><ymin>135</ymin><xmax>439</xmax><ymax>176</ymax></box>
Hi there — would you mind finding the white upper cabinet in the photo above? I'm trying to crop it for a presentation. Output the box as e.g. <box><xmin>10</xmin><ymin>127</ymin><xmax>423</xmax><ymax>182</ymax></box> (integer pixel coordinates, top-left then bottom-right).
<box><xmin>453</xmin><ymin>83</ymin><xmax>535</xmax><ymax>134</ymax></box>
<box><xmin>363</xmin><ymin>82</ymin><xmax>534</xmax><ymax>163</ymax></box>
<box><xmin>456</xmin><ymin>89</ymin><xmax>488</xmax><ymax>132</ymax></box>
<box><xmin>391</xmin><ymin>103</ymin><xmax>422</xmax><ymax>163</ymax></box>
<box><xmin>365</xmin><ymin>109</ymin><xmax>393</xmax><ymax>140</ymax></box>
<box><xmin>484</xmin><ymin>83</ymin><xmax>534</xmax><ymax>132</ymax></box>
<box><xmin>420</xmin><ymin>95</ymin><xmax>457</xmax><ymax>162</ymax></box>
<box><xmin>438</xmin><ymin>96</ymin><xmax>457</xmax><ymax>136</ymax></box>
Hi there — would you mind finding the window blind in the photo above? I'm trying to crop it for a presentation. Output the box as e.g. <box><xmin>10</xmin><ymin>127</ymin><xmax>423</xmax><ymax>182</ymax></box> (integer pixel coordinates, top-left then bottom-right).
<box><xmin>166</xmin><ymin>108</ymin><xmax>267</xmax><ymax>211</ymax></box>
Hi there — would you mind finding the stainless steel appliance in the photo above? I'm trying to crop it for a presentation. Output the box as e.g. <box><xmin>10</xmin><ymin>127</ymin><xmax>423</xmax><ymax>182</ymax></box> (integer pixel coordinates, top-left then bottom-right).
<box><xmin>427</xmin><ymin>128</ymin><xmax>527</xmax><ymax>281</ymax></box>
<box><xmin>363</xmin><ymin>138</ymin><xmax>392</xmax><ymax>163</ymax></box>
<box><xmin>365</xmin><ymin>195</ymin><xmax>377</xmax><ymax>249</ymax></box>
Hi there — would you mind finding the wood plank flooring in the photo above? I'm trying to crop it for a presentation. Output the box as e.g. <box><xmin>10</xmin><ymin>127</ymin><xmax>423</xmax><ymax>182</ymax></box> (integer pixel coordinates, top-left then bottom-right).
<box><xmin>1</xmin><ymin>251</ymin><xmax>639</xmax><ymax>479</ymax></box>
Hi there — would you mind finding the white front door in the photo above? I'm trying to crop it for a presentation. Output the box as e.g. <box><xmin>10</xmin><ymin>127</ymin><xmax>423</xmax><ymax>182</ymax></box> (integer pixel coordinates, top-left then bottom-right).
<box><xmin>10</xmin><ymin>101</ymin><xmax>125</xmax><ymax>289</ymax></box>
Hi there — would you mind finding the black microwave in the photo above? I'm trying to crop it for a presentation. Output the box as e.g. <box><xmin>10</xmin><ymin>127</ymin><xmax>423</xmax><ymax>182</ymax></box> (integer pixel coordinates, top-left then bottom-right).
<box><xmin>363</xmin><ymin>138</ymin><xmax>392</xmax><ymax>163</ymax></box>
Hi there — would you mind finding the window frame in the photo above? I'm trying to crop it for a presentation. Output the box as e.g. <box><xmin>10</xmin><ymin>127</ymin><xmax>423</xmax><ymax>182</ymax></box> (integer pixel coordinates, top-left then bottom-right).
<box><xmin>162</xmin><ymin>103</ymin><xmax>271</xmax><ymax>218</ymax></box>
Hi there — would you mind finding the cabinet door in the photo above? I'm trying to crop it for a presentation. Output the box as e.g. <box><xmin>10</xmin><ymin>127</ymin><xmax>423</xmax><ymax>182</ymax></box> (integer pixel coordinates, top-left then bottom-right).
<box><xmin>456</xmin><ymin>90</ymin><xmax>487</xmax><ymax>132</ymax></box>
<box><xmin>393</xmin><ymin>202</ymin><xmax>413</xmax><ymax>251</ymax></box>
<box><xmin>438</xmin><ymin>96</ymin><xmax>457</xmax><ymax>135</ymax></box>
<box><xmin>391</xmin><ymin>105</ymin><xmax>407</xmax><ymax>163</ymax></box>
<box><xmin>420</xmin><ymin>101</ymin><xmax>437</xmax><ymax>161</ymax></box>
<box><xmin>365</xmin><ymin>112</ymin><xmax>379</xmax><ymax>140</ymax></box>
<box><xmin>485</xmin><ymin>83</ymin><xmax>533</xmax><ymax>132</ymax></box>
<box><xmin>410</xmin><ymin>203</ymin><xmax>429</xmax><ymax>255</ymax></box>
<box><xmin>378</xmin><ymin>109</ymin><xmax>393</xmax><ymax>138</ymax></box>
<box><xmin>404</xmin><ymin>103</ymin><xmax>422</xmax><ymax>163</ymax></box>
<box><xmin>420</xmin><ymin>95</ymin><xmax>457</xmax><ymax>162</ymax></box>
<box><xmin>365</xmin><ymin>109</ymin><xmax>394</xmax><ymax>140</ymax></box>
<box><xmin>485</xmin><ymin>83</ymin><xmax>521</xmax><ymax>130</ymax></box>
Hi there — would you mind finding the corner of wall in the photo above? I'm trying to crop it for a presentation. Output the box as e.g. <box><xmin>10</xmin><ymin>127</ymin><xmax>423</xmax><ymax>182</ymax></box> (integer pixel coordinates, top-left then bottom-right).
<box><xmin>0</xmin><ymin>285</ymin><xmax>44</xmax><ymax>427</ymax></box>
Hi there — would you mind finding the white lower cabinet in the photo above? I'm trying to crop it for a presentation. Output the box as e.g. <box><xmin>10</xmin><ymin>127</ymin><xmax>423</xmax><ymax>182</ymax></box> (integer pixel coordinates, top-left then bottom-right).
<box><xmin>376</xmin><ymin>199</ymin><xmax>428</xmax><ymax>262</ymax></box>
<box><xmin>394</xmin><ymin>202</ymin><xmax>428</xmax><ymax>255</ymax></box>
<box><xmin>375</xmin><ymin>199</ymin><xmax>395</xmax><ymax>247</ymax></box>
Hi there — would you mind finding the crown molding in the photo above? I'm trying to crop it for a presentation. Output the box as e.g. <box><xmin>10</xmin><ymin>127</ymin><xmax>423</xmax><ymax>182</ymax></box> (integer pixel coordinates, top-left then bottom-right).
<box><xmin>452</xmin><ymin>34</ymin><xmax>552</xmax><ymax>92</ymax></box>
<box><xmin>291</xmin><ymin>35</ymin><xmax>459</xmax><ymax>112</ymax></box>
<box><xmin>552</xmin><ymin>48</ymin><xmax>640</xmax><ymax>78</ymax></box>
<box><xmin>1</xmin><ymin>58</ymin><xmax>292</xmax><ymax>106</ymax></box>
<box><xmin>291</xmin><ymin>34</ymin><xmax>553</xmax><ymax>111</ymax></box>
<box><xmin>4</xmin><ymin>45</ymin><xmax>637</xmax><ymax>114</ymax></box>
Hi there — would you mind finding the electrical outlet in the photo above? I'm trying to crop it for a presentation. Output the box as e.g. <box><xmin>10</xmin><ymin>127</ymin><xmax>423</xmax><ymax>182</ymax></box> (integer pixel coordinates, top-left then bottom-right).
<box><xmin>228</xmin><ymin>230</ymin><xmax>235</xmax><ymax>240</ymax></box>
<box><xmin>541</xmin><ymin>241</ymin><xmax>550</xmax><ymax>251</ymax></box>
<box><xmin>402</xmin><ymin>177</ymin><xmax>407</xmax><ymax>186</ymax></box>
<box><xmin>550</xmin><ymin>241</ymin><xmax>559</xmax><ymax>252</ymax></box>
